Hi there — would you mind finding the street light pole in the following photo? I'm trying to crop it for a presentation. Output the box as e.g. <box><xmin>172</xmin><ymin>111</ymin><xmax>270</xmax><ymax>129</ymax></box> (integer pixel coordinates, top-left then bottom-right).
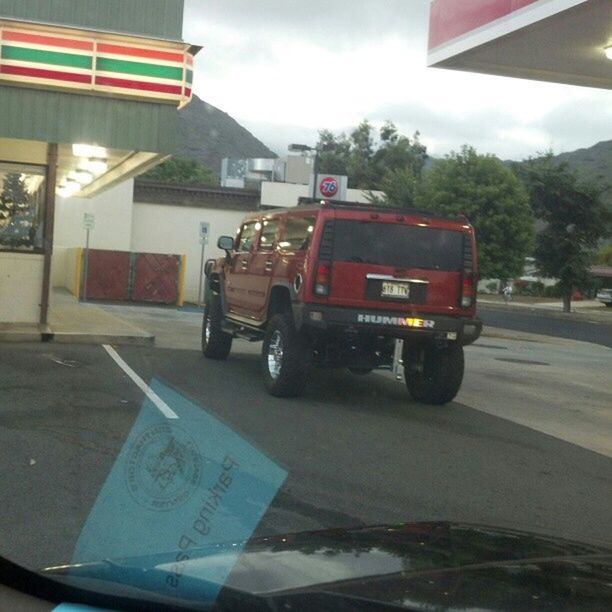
<box><xmin>311</xmin><ymin>149</ymin><xmax>318</xmax><ymax>201</ymax></box>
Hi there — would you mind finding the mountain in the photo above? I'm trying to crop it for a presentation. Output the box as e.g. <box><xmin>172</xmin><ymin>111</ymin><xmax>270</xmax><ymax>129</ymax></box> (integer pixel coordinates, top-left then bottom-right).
<box><xmin>177</xmin><ymin>95</ymin><xmax>277</xmax><ymax>176</ymax></box>
<box><xmin>553</xmin><ymin>140</ymin><xmax>612</xmax><ymax>182</ymax></box>
<box><xmin>553</xmin><ymin>140</ymin><xmax>612</xmax><ymax>206</ymax></box>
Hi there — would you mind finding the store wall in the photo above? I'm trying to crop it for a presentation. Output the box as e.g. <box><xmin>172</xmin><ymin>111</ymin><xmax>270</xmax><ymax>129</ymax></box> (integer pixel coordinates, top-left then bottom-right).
<box><xmin>54</xmin><ymin>180</ymin><xmax>134</xmax><ymax>251</ymax></box>
<box><xmin>0</xmin><ymin>0</ymin><xmax>184</xmax><ymax>41</ymax></box>
<box><xmin>131</xmin><ymin>203</ymin><xmax>245</xmax><ymax>303</ymax></box>
<box><xmin>0</xmin><ymin>252</ymin><xmax>43</xmax><ymax>323</ymax></box>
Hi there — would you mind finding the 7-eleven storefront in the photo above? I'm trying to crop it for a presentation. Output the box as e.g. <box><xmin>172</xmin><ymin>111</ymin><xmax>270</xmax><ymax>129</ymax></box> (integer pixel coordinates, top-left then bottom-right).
<box><xmin>0</xmin><ymin>0</ymin><xmax>198</xmax><ymax>331</ymax></box>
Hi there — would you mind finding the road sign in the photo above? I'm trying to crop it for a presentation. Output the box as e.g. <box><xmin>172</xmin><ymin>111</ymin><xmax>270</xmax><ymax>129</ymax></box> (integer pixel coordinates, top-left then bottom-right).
<box><xmin>319</xmin><ymin>176</ymin><xmax>339</xmax><ymax>198</ymax></box>
<box><xmin>199</xmin><ymin>221</ymin><xmax>210</xmax><ymax>245</ymax></box>
<box><xmin>83</xmin><ymin>213</ymin><xmax>95</xmax><ymax>230</ymax></box>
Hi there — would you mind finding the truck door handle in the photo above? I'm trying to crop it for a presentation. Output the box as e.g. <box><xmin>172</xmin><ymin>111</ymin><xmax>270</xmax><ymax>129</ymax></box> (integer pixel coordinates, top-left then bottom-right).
<box><xmin>265</xmin><ymin>259</ymin><xmax>273</xmax><ymax>271</ymax></box>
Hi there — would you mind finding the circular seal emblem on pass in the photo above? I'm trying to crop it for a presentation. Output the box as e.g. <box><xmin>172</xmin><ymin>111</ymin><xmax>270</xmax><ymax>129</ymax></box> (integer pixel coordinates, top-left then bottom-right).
<box><xmin>319</xmin><ymin>176</ymin><xmax>339</xmax><ymax>197</ymax></box>
<box><xmin>125</xmin><ymin>423</ymin><xmax>203</xmax><ymax>512</ymax></box>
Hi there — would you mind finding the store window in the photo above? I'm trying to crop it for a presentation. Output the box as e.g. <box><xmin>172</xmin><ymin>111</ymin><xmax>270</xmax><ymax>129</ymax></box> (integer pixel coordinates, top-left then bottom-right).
<box><xmin>0</xmin><ymin>162</ymin><xmax>46</xmax><ymax>252</ymax></box>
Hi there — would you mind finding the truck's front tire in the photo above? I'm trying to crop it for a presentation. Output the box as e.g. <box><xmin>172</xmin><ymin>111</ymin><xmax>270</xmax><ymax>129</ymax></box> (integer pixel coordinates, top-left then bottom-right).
<box><xmin>404</xmin><ymin>344</ymin><xmax>464</xmax><ymax>405</ymax></box>
<box><xmin>202</xmin><ymin>295</ymin><xmax>233</xmax><ymax>360</ymax></box>
<box><xmin>262</xmin><ymin>313</ymin><xmax>311</xmax><ymax>397</ymax></box>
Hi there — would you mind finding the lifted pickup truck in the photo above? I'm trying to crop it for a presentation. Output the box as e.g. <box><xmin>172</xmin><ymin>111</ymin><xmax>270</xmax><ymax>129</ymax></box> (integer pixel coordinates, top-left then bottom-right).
<box><xmin>203</xmin><ymin>199</ymin><xmax>482</xmax><ymax>404</ymax></box>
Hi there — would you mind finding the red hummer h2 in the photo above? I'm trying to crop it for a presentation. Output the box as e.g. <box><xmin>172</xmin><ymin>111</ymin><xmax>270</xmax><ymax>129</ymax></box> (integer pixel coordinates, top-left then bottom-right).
<box><xmin>203</xmin><ymin>199</ymin><xmax>482</xmax><ymax>404</ymax></box>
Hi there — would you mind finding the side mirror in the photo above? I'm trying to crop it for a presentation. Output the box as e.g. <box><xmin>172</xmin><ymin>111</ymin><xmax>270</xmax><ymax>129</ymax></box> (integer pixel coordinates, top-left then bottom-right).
<box><xmin>217</xmin><ymin>236</ymin><xmax>234</xmax><ymax>251</ymax></box>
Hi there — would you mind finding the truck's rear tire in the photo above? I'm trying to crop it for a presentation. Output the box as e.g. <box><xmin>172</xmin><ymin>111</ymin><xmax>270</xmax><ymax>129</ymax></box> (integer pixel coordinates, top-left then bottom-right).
<box><xmin>404</xmin><ymin>344</ymin><xmax>464</xmax><ymax>405</ymax></box>
<box><xmin>202</xmin><ymin>295</ymin><xmax>233</xmax><ymax>360</ymax></box>
<box><xmin>262</xmin><ymin>313</ymin><xmax>311</xmax><ymax>397</ymax></box>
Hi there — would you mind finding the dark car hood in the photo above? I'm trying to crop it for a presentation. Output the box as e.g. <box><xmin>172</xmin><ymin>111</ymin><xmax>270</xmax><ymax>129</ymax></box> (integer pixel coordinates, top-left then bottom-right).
<box><xmin>44</xmin><ymin>522</ymin><xmax>612</xmax><ymax>610</ymax></box>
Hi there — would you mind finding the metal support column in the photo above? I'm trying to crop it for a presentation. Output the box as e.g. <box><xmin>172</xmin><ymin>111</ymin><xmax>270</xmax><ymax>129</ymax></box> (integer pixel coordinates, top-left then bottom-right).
<box><xmin>39</xmin><ymin>143</ymin><xmax>58</xmax><ymax>329</ymax></box>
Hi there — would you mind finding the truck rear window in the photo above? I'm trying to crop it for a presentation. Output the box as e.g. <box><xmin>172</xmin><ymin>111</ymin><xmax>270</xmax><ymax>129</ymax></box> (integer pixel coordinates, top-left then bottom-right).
<box><xmin>332</xmin><ymin>220</ymin><xmax>465</xmax><ymax>271</ymax></box>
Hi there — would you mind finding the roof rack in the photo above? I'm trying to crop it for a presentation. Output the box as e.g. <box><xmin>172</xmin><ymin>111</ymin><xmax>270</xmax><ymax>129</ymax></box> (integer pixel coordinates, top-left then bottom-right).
<box><xmin>296</xmin><ymin>197</ymin><xmax>466</xmax><ymax>222</ymax></box>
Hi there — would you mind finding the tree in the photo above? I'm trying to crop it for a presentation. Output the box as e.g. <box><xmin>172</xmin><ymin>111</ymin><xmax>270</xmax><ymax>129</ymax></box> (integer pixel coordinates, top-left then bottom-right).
<box><xmin>373</xmin><ymin>123</ymin><xmax>428</xmax><ymax>182</ymax></box>
<box><xmin>518</xmin><ymin>154</ymin><xmax>611</xmax><ymax>312</ymax></box>
<box><xmin>0</xmin><ymin>173</ymin><xmax>36</xmax><ymax>247</ymax></box>
<box><xmin>0</xmin><ymin>172</ymin><xmax>27</xmax><ymax>220</ymax></box>
<box><xmin>316</xmin><ymin>120</ymin><xmax>428</xmax><ymax>197</ymax></box>
<box><xmin>594</xmin><ymin>243</ymin><xmax>612</xmax><ymax>266</ymax></box>
<box><xmin>418</xmin><ymin>145</ymin><xmax>534</xmax><ymax>281</ymax></box>
<box><xmin>316</xmin><ymin>129</ymin><xmax>350</xmax><ymax>176</ymax></box>
<box><xmin>347</xmin><ymin>120</ymin><xmax>376</xmax><ymax>188</ymax></box>
<box><xmin>141</xmin><ymin>157</ymin><xmax>219</xmax><ymax>186</ymax></box>
<box><xmin>375</xmin><ymin>167</ymin><xmax>420</xmax><ymax>209</ymax></box>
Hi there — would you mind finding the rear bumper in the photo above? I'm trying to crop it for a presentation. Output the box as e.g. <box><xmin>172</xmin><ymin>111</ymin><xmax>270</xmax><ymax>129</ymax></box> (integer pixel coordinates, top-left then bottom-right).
<box><xmin>295</xmin><ymin>304</ymin><xmax>482</xmax><ymax>345</ymax></box>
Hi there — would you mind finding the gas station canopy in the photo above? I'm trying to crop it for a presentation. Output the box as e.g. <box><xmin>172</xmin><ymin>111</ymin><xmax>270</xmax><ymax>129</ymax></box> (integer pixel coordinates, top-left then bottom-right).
<box><xmin>428</xmin><ymin>0</ymin><xmax>611</xmax><ymax>90</ymax></box>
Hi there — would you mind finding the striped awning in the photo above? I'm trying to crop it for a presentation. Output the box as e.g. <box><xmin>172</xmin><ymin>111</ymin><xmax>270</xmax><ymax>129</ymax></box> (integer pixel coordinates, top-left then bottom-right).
<box><xmin>0</xmin><ymin>20</ymin><xmax>195</xmax><ymax>107</ymax></box>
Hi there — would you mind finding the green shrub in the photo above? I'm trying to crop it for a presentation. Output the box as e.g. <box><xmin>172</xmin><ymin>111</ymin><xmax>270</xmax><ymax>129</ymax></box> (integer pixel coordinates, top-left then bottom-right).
<box><xmin>543</xmin><ymin>284</ymin><xmax>563</xmax><ymax>298</ymax></box>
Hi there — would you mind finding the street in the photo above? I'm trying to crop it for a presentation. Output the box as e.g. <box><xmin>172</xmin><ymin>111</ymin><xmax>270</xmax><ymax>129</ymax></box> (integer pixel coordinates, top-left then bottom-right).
<box><xmin>1</xmin><ymin>309</ymin><xmax>611</xmax><ymax>571</ymax></box>
<box><xmin>478</xmin><ymin>304</ymin><xmax>612</xmax><ymax>348</ymax></box>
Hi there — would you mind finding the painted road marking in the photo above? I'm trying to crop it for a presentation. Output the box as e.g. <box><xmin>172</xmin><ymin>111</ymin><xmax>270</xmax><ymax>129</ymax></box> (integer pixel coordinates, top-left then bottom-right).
<box><xmin>102</xmin><ymin>344</ymin><xmax>178</xmax><ymax>419</ymax></box>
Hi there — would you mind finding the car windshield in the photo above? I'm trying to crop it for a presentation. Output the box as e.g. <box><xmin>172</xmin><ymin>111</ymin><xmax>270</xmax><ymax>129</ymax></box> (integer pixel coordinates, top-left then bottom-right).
<box><xmin>0</xmin><ymin>0</ymin><xmax>610</xmax><ymax>611</ymax></box>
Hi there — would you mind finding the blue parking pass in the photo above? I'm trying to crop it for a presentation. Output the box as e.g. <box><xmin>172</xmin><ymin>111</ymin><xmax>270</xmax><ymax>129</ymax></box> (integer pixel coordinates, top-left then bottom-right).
<box><xmin>53</xmin><ymin>606</ymin><xmax>108</xmax><ymax>611</ymax></box>
<box><xmin>72</xmin><ymin>380</ymin><xmax>287</xmax><ymax>602</ymax></box>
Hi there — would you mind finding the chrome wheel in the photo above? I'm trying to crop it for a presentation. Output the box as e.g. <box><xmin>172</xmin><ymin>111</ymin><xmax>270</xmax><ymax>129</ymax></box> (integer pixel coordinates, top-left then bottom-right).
<box><xmin>267</xmin><ymin>330</ymin><xmax>284</xmax><ymax>380</ymax></box>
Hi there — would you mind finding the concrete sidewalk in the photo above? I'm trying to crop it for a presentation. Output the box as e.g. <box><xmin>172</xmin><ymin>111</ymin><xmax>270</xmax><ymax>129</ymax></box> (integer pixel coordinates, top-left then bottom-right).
<box><xmin>479</xmin><ymin>297</ymin><xmax>607</xmax><ymax>312</ymax></box>
<box><xmin>49</xmin><ymin>290</ymin><xmax>153</xmax><ymax>345</ymax></box>
<box><xmin>0</xmin><ymin>289</ymin><xmax>154</xmax><ymax>345</ymax></box>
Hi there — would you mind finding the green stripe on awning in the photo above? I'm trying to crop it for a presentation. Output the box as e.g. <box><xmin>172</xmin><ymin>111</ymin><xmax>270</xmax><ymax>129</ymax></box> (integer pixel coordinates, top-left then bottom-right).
<box><xmin>186</xmin><ymin>70</ymin><xmax>193</xmax><ymax>84</ymax></box>
<box><xmin>1</xmin><ymin>45</ymin><xmax>92</xmax><ymax>69</ymax></box>
<box><xmin>97</xmin><ymin>57</ymin><xmax>183</xmax><ymax>81</ymax></box>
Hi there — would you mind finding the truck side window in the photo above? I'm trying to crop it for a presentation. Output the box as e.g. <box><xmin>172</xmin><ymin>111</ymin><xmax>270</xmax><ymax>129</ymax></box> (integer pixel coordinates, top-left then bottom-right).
<box><xmin>237</xmin><ymin>221</ymin><xmax>259</xmax><ymax>252</ymax></box>
<box><xmin>280</xmin><ymin>217</ymin><xmax>316</xmax><ymax>251</ymax></box>
<box><xmin>259</xmin><ymin>218</ymin><xmax>280</xmax><ymax>252</ymax></box>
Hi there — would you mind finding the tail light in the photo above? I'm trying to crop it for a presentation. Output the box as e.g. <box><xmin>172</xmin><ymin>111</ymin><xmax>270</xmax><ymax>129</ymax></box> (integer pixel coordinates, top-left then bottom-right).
<box><xmin>314</xmin><ymin>221</ymin><xmax>335</xmax><ymax>297</ymax></box>
<box><xmin>314</xmin><ymin>261</ymin><xmax>331</xmax><ymax>296</ymax></box>
<box><xmin>461</xmin><ymin>235</ymin><xmax>475</xmax><ymax>308</ymax></box>
<box><xmin>462</xmin><ymin>276</ymin><xmax>474</xmax><ymax>308</ymax></box>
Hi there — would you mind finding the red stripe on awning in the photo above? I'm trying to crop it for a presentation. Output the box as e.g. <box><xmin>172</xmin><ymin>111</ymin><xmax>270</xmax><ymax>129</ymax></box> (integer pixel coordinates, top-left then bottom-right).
<box><xmin>97</xmin><ymin>42</ymin><xmax>183</xmax><ymax>63</ymax></box>
<box><xmin>3</xmin><ymin>29</ymin><xmax>93</xmax><ymax>52</ymax></box>
<box><xmin>95</xmin><ymin>75</ymin><xmax>182</xmax><ymax>95</ymax></box>
<box><xmin>428</xmin><ymin>0</ymin><xmax>540</xmax><ymax>50</ymax></box>
<box><xmin>0</xmin><ymin>64</ymin><xmax>91</xmax><ymax>83</ymax></box>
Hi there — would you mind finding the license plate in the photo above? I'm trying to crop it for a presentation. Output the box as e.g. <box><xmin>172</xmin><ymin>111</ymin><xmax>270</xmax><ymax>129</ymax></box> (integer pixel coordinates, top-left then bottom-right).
<box><xmin>381</xmin><ymin>282</ymin><xmax>410</xmax><ymax>299</ymax></box>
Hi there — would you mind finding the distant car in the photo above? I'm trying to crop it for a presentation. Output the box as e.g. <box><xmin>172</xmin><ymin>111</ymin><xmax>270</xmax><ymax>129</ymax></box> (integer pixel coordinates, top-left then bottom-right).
<box><xmin>596</xmin><ymin>288</ymin><xmax>612</xmax><ymax>307</ymax></box>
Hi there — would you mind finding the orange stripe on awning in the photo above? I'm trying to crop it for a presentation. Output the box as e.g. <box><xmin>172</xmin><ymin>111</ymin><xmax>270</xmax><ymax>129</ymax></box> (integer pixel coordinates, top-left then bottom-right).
<box><xmin>97</xmin><ymin>42</ymin><xmax>184</xmax><ymax>64</ymax></box>
<box><xmin>3</xmin><ymin>29</ymin><xmax>93</xmax><ymax>52</ymax></box>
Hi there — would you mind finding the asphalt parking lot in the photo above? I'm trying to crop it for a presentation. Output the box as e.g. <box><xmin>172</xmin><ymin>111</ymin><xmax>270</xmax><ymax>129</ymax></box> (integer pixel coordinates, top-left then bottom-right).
<box><xmin>1</xmin><ymin>314</ymin><xmax>610</xmax><ymax>570</ymax></box>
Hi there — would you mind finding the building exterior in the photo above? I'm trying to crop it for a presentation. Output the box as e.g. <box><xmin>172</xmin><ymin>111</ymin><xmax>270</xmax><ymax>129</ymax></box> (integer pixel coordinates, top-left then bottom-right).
<box><xmin>221</xmin><ymin>158</ymin><xmax>285</xmax><ymax>189</ymax></box>
<box><xmin>52</xmin><ymin>180</ymin><xmax>259</xmax><ymax>304</ymax></box>
<box><xmin>0</xmin><ymin>0</ymin><xmax>197</xmax><ymax>327</ymax></box>
<box><xmin>428</xmin><ymin>0</ymin><xmax>611</xmax><ymax>90</ymax></box>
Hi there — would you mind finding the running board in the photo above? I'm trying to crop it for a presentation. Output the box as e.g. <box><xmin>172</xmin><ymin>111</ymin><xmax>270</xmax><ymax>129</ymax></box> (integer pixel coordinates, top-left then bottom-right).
<box><xmin>222</xmin><ymin>317</ymin><xmax>264</xmax><ymax>341</ymax></box>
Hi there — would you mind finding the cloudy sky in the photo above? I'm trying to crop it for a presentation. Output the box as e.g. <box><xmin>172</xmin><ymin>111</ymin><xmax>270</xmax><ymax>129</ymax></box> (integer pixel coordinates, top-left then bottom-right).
<box><xmin>183</xmin><ymin>0</ymin><xmax>611</xmax><ymax>160</ymax></box>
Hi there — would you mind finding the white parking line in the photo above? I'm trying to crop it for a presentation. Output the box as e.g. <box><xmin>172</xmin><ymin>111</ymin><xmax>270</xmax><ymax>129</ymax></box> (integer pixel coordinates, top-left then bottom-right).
<box><xmin>102</xmin><ymin>344</ymin><xmax>179</xmax><ymax>419</ymax></box>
